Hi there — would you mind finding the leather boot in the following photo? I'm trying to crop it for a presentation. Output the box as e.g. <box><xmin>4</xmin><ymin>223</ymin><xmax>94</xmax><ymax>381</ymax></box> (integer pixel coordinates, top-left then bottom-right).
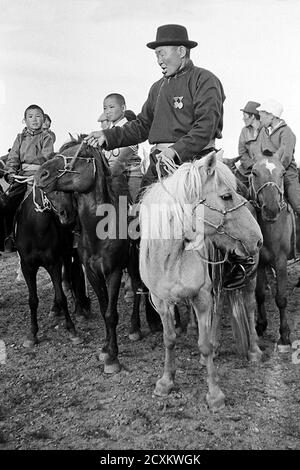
<box><xmin>223</xmin><ymin>255</ymin><xmax>257</xmax><ymax>290</ymax></box>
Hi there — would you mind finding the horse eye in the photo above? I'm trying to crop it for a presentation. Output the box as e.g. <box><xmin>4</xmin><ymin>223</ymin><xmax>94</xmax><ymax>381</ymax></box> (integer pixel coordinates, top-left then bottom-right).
<box><xmin>252</xmin><ymin>170</ymin><xmax>257</xmax><ymax>177</ymax></box>
<box><xmin>221</xmin><ymin>194</ymin><xmax>232</xmax><ymax>201</ymax></box>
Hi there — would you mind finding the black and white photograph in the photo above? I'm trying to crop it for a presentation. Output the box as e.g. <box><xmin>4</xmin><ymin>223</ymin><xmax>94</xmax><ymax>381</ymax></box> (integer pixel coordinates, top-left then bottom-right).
<box><xmin>0</xmin><ymin>0</ymin><xmax>300</xmax><ymax>455</ymax></box>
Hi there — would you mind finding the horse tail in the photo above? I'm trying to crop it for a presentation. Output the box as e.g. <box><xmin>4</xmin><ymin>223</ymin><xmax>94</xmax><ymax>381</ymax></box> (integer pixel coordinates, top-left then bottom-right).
<box><xmin>228</xmin><ymin>289</ymin><xmax>251</xmax><ymax>356</ymax></box>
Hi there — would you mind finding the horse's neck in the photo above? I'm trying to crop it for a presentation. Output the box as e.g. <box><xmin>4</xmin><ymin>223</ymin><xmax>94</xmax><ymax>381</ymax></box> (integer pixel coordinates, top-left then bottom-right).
<box><xmin>17</xmin><ymin>192</ymin><xmax>53</xmax><ymax>233</ymax></box>
<box><xmin>76</xmin><ymin>159</ymin><xmax>120</xmax><ymax>239</ymax></box>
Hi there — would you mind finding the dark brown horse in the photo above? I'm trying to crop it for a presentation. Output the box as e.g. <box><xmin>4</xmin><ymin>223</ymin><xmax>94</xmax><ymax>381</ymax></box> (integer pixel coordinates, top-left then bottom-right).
<box><xmin>15</xmin><ymin>186</ymin><xmax>88</xmax><ymax>347</ymax></box>
<box><xmin>250</xmin><ymin>156</ymin><xmax>294</xmax><ymax>351</ymax></box>
<box><xmin>35</xmin><ymin>137</ymin><xmax>161</xmax><ymax>374</ymax></box>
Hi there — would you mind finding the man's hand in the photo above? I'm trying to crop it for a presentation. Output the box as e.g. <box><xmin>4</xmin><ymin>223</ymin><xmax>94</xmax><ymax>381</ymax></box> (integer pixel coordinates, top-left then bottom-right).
<box><xmin>84</xmin><ymin>131</ymin><xmax>106</xmax><ymax>148</ymax></box>
<box><xmin>157</xmin><ymin>147</ymin><xmax>178</xmax><ymax>174</ymax></box>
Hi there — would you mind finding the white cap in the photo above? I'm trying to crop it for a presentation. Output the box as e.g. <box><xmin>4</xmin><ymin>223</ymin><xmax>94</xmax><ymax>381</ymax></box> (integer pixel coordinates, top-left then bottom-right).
<box><xmin>257</xmin><ymin>99</ymin><xmax>283</xmax><ymax>118</ymax></box>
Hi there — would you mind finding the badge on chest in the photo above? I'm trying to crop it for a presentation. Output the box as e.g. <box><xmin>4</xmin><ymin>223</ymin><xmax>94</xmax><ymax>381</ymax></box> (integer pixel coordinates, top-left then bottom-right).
<box><xmin>173</xmin><ymin>96</ymin><xmax>184</xmax><ymax>109</ymax></box>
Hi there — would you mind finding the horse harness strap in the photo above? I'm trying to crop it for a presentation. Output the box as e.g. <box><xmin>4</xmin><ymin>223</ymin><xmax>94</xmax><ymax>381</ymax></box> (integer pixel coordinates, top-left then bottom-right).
<box><xmin>42</xmin><ymin>153</ymin><xmax>96</xmax><ymax>192</ymax></box>
<box><xmin>249</xmin><ymin>176</ymin><xmax>286</xmax><ymax>212</ymax></box>
<box><xmin>194</xmin><ymin>198</ymin><xmax>251</xmax><ymax>257</ymax></box>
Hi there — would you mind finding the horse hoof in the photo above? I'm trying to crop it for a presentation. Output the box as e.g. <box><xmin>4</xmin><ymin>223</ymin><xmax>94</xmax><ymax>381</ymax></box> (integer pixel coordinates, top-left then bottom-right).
<box><xmin>247</xmin><ymin>350</ymin><xmax>262</xmax><ymax>362</ymax></box>
<box><xmin>154</xmin><ymin>379</ymin><xmax>173</xmax><ymax>397</ymax></box>
<box><xmin>129</xmin><ymin>330</ymin><xmax>143</xmax><ymax>342</ymax></box>
<box><xmin>104</xmin><ymin>361</ymin><xmax>122</xmax><ymax>374</ymax></box>
<box><xmin>98</xmin><ymin>351</ymin><xmax>108</xmax><ymax>362</ymax></box>
<box><xmin>206</xmin><ymin>390</ymin><xmax>225</xmax><ymax>412</ymax></box>
<box><xmin>23</xmin><ymin>338</ymin><xmax>37</xmax><ymax>348</ymax></box>
<box><xmin>69</xmin><ymin>334</ymin><xmax>83</xmax><ymax>345</ymax></box>
<box><xmin>277</xmin><ymin>343</ymin><xmax>291</xmax><ymax>353</ymax></box>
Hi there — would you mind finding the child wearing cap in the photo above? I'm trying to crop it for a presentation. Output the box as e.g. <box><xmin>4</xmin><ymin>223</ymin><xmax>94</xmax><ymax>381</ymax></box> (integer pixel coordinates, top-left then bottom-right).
<box><xmin>257</xmin><ymin>99</ymin><xmax>300</xmax><ymax>216</ymax></box>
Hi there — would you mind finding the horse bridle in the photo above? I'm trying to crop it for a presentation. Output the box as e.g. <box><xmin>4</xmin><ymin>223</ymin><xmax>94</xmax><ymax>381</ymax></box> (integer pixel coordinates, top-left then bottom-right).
<box><xmin>249</xmin><ymin>174</ymin><xmax>286</xmax><ymax>212</ymax></box>
<box><xmin>194</xmin><ymin>197</ymin><xmax>251</xmax><ymax>256</ymax></box>
<box><xmin>41</xmin><ymin>153</ymin><xmax>96</xmax><ymax>193</ymax></box>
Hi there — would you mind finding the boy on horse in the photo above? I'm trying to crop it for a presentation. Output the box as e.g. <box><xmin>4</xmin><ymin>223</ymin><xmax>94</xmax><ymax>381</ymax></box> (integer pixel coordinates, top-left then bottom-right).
<box><xmin>3</xmin><ymin>104</ymin><xmax>54</xmax><ymax>250</ymax></box>
<box><xmin>257</xmin><ymin>99</ymin><xmax>300</xmax><ymax>217</ymax></box>
<box><xmin>102</xmin><ymin>93</ymin><xmax>143</xmax><ymax>203</ymax></box>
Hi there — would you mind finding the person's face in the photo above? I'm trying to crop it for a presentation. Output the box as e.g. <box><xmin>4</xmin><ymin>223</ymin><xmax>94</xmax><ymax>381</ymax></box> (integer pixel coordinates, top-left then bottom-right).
<box><xmin>155</xmin><ymin>45</ymin><xmax>183</xmax><ymax>77</ymax></box>
<box><xmin>242</xmin><ymin>112</ymin><xmax>255</xmax><ymax>126</ymax></box>
<box><xmin>25</xmin><ymin>108</ymin><xmax>44</xmax><ymax>131</ymax></box>
<box><xmin>103</xmin><ymin>97</ymin><xmax>124</xmax><ymax>124</ymax></box>
<box><xmin>259</xmin><ymin>111</ymin><xmax>273</xmax><ymax>128</ymax></box>
<box><xmin>42</xmin><ymin>118</ymin><xmax>51</xmax><ymax>130</ymax></box>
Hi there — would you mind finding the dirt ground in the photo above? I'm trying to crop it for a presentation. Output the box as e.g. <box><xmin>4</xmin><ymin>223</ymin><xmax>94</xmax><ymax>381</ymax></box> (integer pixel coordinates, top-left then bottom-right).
<box><xmin>1</xmin><ymin>251</ymin><xmax>300</xmax><ymax>450</ymax></box>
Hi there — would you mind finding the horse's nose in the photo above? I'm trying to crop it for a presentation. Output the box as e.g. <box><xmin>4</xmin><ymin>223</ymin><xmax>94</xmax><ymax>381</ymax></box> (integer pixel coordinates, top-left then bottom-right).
<box><xmin>262</xmin><ymin>204</ymin><xmax>278</xmax><ymax>221</ymax></box>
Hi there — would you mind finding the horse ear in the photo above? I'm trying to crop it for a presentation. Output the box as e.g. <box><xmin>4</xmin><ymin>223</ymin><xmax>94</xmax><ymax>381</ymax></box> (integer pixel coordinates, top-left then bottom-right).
<box><xmin>68</xmin><ymin>132</ymin><xmax>76</xmax><ymax>142</ymax></box>
<box><xmin>203</xmin><ymin>151</ymin><xmax>217</xmax><ymax>176</ymax></box>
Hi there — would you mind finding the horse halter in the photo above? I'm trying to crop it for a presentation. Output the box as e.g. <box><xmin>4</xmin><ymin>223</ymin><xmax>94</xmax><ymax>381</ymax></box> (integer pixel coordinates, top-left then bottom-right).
<box><xmin>249</xmin><ymin>174</ymin><xmax>286</xmax><ymax>212</ymax></box>
<box><xmin>194</xmin><ymin>197</ymin><xmax>251</xmax><ymax>256</ymax></box>
<box><xmin>41</xmin><ymin>152</ymin><xmax>96</xmax><ymax>192</ymax></box>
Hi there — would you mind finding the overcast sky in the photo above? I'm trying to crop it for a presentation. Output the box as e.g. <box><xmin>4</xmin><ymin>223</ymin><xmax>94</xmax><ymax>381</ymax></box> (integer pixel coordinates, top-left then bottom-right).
<box><xmin>1</xmin><ymin>0</ymin><xmax>300</xmax><ymax>162</ymax></box>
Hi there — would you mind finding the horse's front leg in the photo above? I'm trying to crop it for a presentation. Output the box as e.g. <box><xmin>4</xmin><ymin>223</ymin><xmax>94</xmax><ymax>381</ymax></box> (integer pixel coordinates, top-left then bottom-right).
<box><xmin>151</xmin><ymin>294</ymin><xmax>176</xmax><ymax>397</ymax></box>
<box><xmin>47</xmin><ymin>262</ymin><xmax>82</xmax><ymax>345</ymax></box>
<box><xmin>102</xmin><ymin>267</ymin><xmax>123</xmax><ymax>374</ymax></box>
<box><xmin>21</xmin><ymin>260</ymin><xmax>39</xmax><ymax>347</ymax></box>
<box><xmin>243</xmin><ymin>277</ymin><xmax>262</xmax><ymax>362</ymax></box>
<box><xmin>191</xmin><ymin>290</ymin><xmax>225</xmax><ymax>412</ymax></box>
<box><xmin>274</xmin><ymin>254</ymin><xmax>291</xmax><ymax>351</ymax></box>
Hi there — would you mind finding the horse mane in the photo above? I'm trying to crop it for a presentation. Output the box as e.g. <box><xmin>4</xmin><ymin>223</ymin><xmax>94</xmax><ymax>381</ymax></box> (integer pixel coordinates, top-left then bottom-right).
<box><xmin>140</xmin><ymin>155</ymin><xmax>236</xmax><ymax>241</ymax></box>
<box><xmin>59</xmin><ymin>135</ymin><xmax>116</xmax><ymax>203</ymax></box>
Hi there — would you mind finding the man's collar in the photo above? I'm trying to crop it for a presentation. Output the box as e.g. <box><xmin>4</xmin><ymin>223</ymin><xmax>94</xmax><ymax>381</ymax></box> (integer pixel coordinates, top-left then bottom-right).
<box><xmin>167</xmin><ymin>59</ymin><xmax>194</xmax><ymax>79</ymax></box>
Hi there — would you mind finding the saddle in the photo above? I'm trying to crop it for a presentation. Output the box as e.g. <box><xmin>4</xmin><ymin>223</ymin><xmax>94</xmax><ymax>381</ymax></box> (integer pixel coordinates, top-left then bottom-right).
<box><xmin>0</xmin><ymin>181</ymin><xmax>27</xmax><ymax>211</ymax></box>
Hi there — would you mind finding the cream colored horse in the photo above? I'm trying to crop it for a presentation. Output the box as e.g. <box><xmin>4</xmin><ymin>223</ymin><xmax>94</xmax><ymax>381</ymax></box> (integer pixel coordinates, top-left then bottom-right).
<box><xmin>139</xmin><ymin>151</ymin><xmax>263</xmax><ymax>411</ymax></box>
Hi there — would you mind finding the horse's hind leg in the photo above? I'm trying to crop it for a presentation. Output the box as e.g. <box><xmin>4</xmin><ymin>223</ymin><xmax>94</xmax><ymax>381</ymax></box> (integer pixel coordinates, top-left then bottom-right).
<box><xmin>256</xmin><ymin>265</ymin><xmax>268</xmax><ymax>336</ymax></box>
<box><xmin>69</xmin><ymin>253</ymin><xmax>91</xmax><ymax>318</ymax></box>
<box><xmin>47</xmin><ymin>263</ymin><xmax>82</xmax><ymax>345</ymax></box>
<box><xmin>21</xmin><ymin>260</ymin><xmax>39</xmax><ymax>347</ymax></box>
<box><xmin>127</xmin><ymin>247</ymin><xmax>162</xmax><ymax>336</ymax></box>
<box><xmin>128</xmin><ymin>293</ymin><xmax>142</xmax><ymax>341</ymax></box>
<box><xmin>145</xmin><ymin>295</ymin><xmax>162</xmax><ymax>333</ymax></box>
<box><xmin>275</xmin><ymin>255</ymin><xmax>291</xmax><ymax>352</ymax></box>
<box><xmin>191</xmin><ymin>290</ymin><xmax>225</xmax><ymax>412</ymax></box>
<box><xmin>151</xmin><ymin>294</ymin><xmax>176</xmax><ymax>397</ymax></box>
